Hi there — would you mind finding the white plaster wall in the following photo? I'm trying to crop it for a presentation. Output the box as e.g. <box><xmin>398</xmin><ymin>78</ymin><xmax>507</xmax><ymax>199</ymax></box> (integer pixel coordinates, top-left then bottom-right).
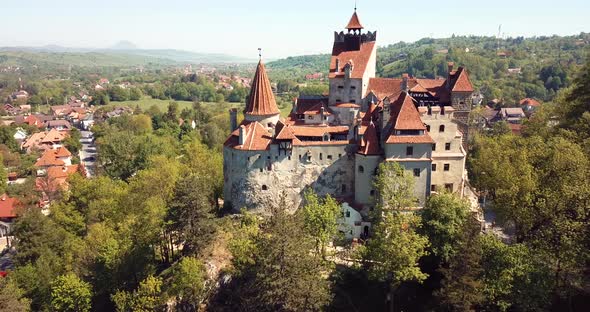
<box><xmin>354</xmin><ymin>154</ymin><xmax>381</xmax><ymax>205</ymax></box>
<box><xmin>422</xmin><ymin>112</ymin><xmax>466</xmax><ymax>194</ymax></box>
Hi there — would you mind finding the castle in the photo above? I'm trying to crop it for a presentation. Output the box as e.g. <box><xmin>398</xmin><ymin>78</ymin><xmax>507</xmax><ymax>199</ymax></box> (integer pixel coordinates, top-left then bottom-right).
<box><xmin>223</xmin><ymin>10</ymin><xmax>474</xmax><ymax>230</ymax></box>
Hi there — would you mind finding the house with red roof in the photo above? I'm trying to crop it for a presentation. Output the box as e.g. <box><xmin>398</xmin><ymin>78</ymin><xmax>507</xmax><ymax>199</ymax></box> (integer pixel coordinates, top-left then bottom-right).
<box><xmin>0</xmin><ymin>194</ymin><xmax>20</xmax><ymax>240</ymax></box>
<box><xmin>223</xmin><ymin>9</ymin><xmax>475</xmax><ymax>237</ymax></box>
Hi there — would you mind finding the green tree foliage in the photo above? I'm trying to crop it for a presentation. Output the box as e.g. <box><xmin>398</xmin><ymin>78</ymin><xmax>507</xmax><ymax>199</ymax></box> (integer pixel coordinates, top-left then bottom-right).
<box><xmin>0</xmin><ymin>126</ymin><xmax>19</xmax><ymax>151</ymax></box>
<box><xmin>167</xmin><ymin>257</ymin><xmax>206</xmax><ymax>309</ymax></box>
<box><xmin>301</xmin><ymin>190</ymin><xmax>341</xmax><ymax>259</ymax></box>
<box><xmin>420</xmin><ymin>192</ymin><xmax>471</xmax><ymax>263</ymax></box>
<box><xmin>373</xmin><ymin>162</ymin><xmax>416</xmax><ymax>211</ymax></box>
<box><xmin>50</xmin><ymin>273</ymin><xmax>92</xmax><ymax>312</ymax></box>
<box><xmin>436</xmin><ymin>218</ymin><xmax>485</xmax><ymax>312</ymax></box>
<box><xmin>226</xmin><ymin>204</ymin><xmax>332</xmax><ymax>311</ymax></box>
<box><xmin>63</xmin><ymin>128</ymin><xmax>82</xmax><ymax>154</ymax></box>
<box><xmin>112</xmin><ymin>276</ymin><xmax>165</xmax><ymax>312</ymax></box>
<box><xmin>0</xmin><ymin>154</ymin><xmax>7</xmax><ymax>195</ymax></box>
<box><xmin>0</xmin><ymin>277</ymin><xmax>31</xmax><ymax>312</ymax></box>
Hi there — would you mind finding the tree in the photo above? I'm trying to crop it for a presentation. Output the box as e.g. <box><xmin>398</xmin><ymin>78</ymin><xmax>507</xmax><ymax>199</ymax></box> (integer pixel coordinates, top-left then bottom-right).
<box><xmin>301</xmin><ymin>190</ymin><xmax>341</xmax><ymax>259</ymax></box>
<box><xmin>168</xmin><ymin>173</ymin><xmax>216</xmax><ymax>255</ymax></box>
<box><xmin>0</xmin><ymin>154</ymin><xmax>7</xmax><ymax>195</ymax></box>
<box><xmin>112</xmin><ymin>275</ymin><xmax>165</xmax><ymax>312</ymax></box>
<box><xmin>362</xmin><ymin>161</ymin><xmax>429</xmax><ymax>311</ymax></box>
<box><xmin>167</xmin><ymin>257</ymin><xmax>206</xmax><ymax>309</ymax></box>
<box><xmin>361</xmin><ymin>212</ymin><xmax>429</xmax><ymax>311</ymax></box>
<box><xmin>420</xmin><ymin>192</ymin><xmax>471</xmax><ymax>263</ymax></box>
<box><xmin>0</xmin><ymin>127</ymin><xmax>18</xmax><ymax>151</ymax></box>
<box><xmin>63</xmin><ymin>128</ymin><xmax>82</xmax><ymax>154</ymax></box>
<box><xmin>0</xmin><ymin>277</ymin><xmax>31</xmax><ymax>312</ymax></box>
<box><xmin>129</xmin><ymin>87</ymin><xmax>143</xmax><ymax>101</ymax></box>
<box><xmin>436</xmin><ymin>218</ymin><xmax>484</xmax><ymax>311</ymax></box>
<box><xmin>373</xmin><ymin>162</ymin><xmax>416</xmax><ymax>211</ymax></box>
<box><xmin>229</xmin><ymin>204</ymin><xmax>332</xmax><ymax>311</ymax></box>
<box><xmin>50</xmin><ymin>273</ymin><xmax>92</xmax><ymax>312</ymax></box>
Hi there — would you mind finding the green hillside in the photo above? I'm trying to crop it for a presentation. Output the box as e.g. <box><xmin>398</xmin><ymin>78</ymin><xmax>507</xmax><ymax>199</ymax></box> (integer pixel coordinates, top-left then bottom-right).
<box><xmin>267</xmin><ymin>33</ymin><xmax>590</xmax><ymax>104</ymax></box>
<box><xmin>0</xmin><ymin>50</ymin><xmax>177</xmax><ymax>68</ymax></box>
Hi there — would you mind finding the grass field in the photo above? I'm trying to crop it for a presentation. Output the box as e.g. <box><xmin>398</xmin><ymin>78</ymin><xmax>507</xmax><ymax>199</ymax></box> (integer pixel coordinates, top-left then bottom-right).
<box><xmin>114</xmin><ymin>97</ymin><xmax>195</xmax><ymax>111</ymax></box>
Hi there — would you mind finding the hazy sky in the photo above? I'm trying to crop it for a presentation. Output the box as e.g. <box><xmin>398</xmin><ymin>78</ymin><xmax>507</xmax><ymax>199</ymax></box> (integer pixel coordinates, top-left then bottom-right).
<box><xmin>1</xmin><ymin>0</ymin><xmax>588</xmax><ymax>58</ymax></box>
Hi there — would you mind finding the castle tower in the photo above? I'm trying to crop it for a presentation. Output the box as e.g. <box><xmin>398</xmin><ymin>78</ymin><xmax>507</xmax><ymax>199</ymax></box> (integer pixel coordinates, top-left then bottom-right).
<box><xmin>244</xmin><ymin>60</ymin><xmax>280</xmax><ymax>128</ymax></box>
<box><xmin>328</xmin><ymin>9</ymin><xmax>377</xmax><ymax>124</ymax></box>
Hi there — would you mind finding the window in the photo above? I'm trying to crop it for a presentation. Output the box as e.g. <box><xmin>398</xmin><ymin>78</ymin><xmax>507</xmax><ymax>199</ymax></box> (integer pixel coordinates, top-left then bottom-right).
<box><xmin>336</xmin><ymin>99</ymin><xmax>342</xmax><ymax>103</ymax></box>
<box><xmin>444</xmin><ymin>163</ymin><xmax>450</xmax><ymax>171</ymax></box>
<box><xmin>324</xmin><ymin>116</ymin><xmax>328</xmax><ymax>120</ymax></box>
<box><xmin>358</xmin><ymin>165</ymin><xmax>364</xmax><ymax>173</ymax></box>
<box><xmin>445</xmin><ymin>143</ymin><xmax>451</xmax><ymax>151</ymax></box>
<box><xmin>341</xmin><ymin>184</ymin><xmax>347</xmax><ymax>193</ymax></box>
<box><xmin>431</xmin><ymin>185</ymin><xmax>437</xmax><ymax>192</ymax></box>
<box><xmin>319</xmin><ymin>153</ymin><xmax>323</xmax><ymax>160</ymax></box>
<box><xmin>299</xmin><ymin>155</ymin><xmax>302</xmax><ymax>160</ymax></box>
<box><xmin>345</xmin><ymin>210</ymin><xmax>351</xmax><ymax>218</ymax></box>
<box><xmin>267</xmin><ymin>122</ymin><xmax>273</xmax><ymax>127</ymax></box>
<box><xmin>406</xmin><ymin>146</ymin><xmax>414</xmax><ymax>156</ymax></box>
<box><xmin>338</xmin><ymin>154</ymin><xmax>342</xmax><ymax>158</ymax></box>
<box><xmin>351</xmin><ymin>86</ymin><xmax>356</xmax><ymax>90</ymax></box>
<box><xmin>288</xmin><ymin>155</ymin><xmax>291</xmax><ymax>160</ymax></box>
<box><xmin>307</xmin><ymin>115</ymin><xmax>313</xmax><ymax>120</ymax></box>
<box><xmin>432</xmin><ymin>144</ymin><xmax>436</xmax><ymax>151</ymax></box>
<box><xmin>338</xmin><ymin>85</ymin><xmax>344</xmax><ymax>89</ymax></box>
<box><xmin>327</xmin><ymin>155</ymin><xmax>333</xmax><ymax>160</ymax></box>
<box><xmin>439</xmin><ymin>125</ymin><xmax>445</xmax><ymax>132</ymax></box>
<box><xmin>297</xmin><ymin>114</ymin><xmax>304</xmax><ymax>120</ymax></box>
<box><xmin>413</xmin><ymin>168</ymin><xmax>420</xmax><ymax>177</ymax></box>
<box><xmin>426</xmin><ymin>125</ymin><xmax>430</xmax><ymax>132</ymax></box>
<box><xmin>259</xmin><ymin>168</ymin><xmax>263</xmax><ymax>173</ymax></box>
<box><xmin>445</xmin><ymin>183</ymin><xmax>454</xmax><ymax>192</ymax></box>
<box><xmin>307</xmin><ymin>155</ymin><xmax>312</xmax><ymax>161</ymax></box>
<box><xmin>262</xmin><ymin>185</ymin><xmax>268</xmax><ymax>191</ymax></box>
<box><xmin>350</xmin><ymin>99</ymin><xmax>356</xmax><ymax>103</ymax></box>
<box><xmin>432</xmin><ymin>164</ymin><xmax>437</xmax><ymax>171</ymax></box>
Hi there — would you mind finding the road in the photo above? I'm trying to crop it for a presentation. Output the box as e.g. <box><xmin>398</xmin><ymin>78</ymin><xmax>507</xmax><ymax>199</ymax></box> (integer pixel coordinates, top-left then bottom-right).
<box><xmin>79</xmin><ymin>130</ymin><xmax>97</xmax><ymax>177</ymax></box>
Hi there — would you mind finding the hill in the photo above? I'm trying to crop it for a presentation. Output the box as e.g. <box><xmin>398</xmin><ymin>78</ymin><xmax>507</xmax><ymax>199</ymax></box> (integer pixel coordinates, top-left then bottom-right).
<box><xmin>267</xmin><ymin>33</ymin><xmax>590</xmax><ymax>104</ymax></box>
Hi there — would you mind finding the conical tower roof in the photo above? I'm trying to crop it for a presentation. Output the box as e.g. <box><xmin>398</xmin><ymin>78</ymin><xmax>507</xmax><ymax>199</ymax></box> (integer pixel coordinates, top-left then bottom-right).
<box><xmin>245</xmin><ymin>61</ymin><xmax>280</xmax><ymax>116</ymax></box>
<box><xmin>346</xmin><ymin>11</ymin><xmax>364</xmax><ymax>30</ymax></box>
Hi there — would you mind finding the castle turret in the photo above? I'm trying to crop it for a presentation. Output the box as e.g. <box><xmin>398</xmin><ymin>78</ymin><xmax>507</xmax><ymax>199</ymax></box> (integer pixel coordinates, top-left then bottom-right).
<box><xmin>244</xmin><ymin>60</ymin><xmax>280</xmax><ymax>128</ymax></box>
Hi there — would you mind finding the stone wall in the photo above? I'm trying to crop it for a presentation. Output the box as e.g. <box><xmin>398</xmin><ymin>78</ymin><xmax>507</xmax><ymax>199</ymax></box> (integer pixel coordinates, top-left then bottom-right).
<box><xmin>224</xmin><ymin>144</ymin><xmax>356</xmax><ymax>212</ymax></box>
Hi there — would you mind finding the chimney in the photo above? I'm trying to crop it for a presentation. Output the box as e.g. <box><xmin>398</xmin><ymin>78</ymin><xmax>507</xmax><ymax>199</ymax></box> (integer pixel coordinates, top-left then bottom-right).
<box><xmin>401</xmin><ymin>73</ymin><xmax>409</xmax><ymax>92</ymax></box>
<box><xmin>238</xmin><ymin>125</ymin><xmax>246</xmax><ymax>145</ymax></box>
<box><xmin>292</xmin><ymin>97</ymin><xmax>298</xmax><ymax>114</ymax></box>
<box><xmin>447</xmin><ymin>62</ymin><xmax>454</xmax><ymax>90</ymax></box>
<box><xmin>229</xmin><ymin>108</ymin><xmax>238</xmax><ymax>132</ymax></box>
<box><xmin>320</xmin><ymin>106</ymin><xmax>326</xmax><ymax>125</ymax></box>
<box><xmin>335</xmin><ymin>59</ymin><xmax>340</xmax><ymax>73</ymax></box>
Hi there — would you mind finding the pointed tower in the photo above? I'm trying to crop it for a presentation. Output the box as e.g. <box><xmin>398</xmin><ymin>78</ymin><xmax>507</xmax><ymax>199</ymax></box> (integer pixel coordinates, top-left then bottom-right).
<box><xmin>244</xmin><ymin>60</ymin><xmax>280</xmax><ymax>128</ymax></box>
<box><xmin>328</xmin><ymin>8</ymin><xmax>377</xmax><ymax>123</ymax></box>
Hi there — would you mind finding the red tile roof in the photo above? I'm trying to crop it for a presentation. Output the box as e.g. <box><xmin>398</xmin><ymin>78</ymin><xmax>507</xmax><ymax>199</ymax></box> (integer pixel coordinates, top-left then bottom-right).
<box><xmin>0</xmin><ymin>194</ymin><xmax>19</xmax><ymax>218</ymax></box>
<box><xmin>519</xmin><ymin>98</ymin><xmax>541</xmax><ymax>107</ymax></box>
<box><xmin>224</xmin><ymin>121</ymin><xmax>273</xmax><ymax>151</ymax></box>
<box><xmin>450</xmin><ymin>67</ymin><xmax>474</xmax><ymax>92</ymax></box>
<box><xmin>359</xmin><ymin>121</ymin><xmax>381</xmax><ymax>155</ymax></box>
<box><xmin>386</xmin><ymin>134</ymin><xmax>434</xmax><ymax>144</ymax></box>
<box><xmin>389</xmin><ymin>92</ymin><xmax>426</xmax><ymax>131</ymax></box>
<box><xmin>329</xmin><ymin>41</ymin><xmax>376</xmax><ymax>79</ymax></box>
<box><xmin>295</xmin><ymin>98</ymin><xmax>332</xmax><ymax>115</ymax></box>
<box><xmin>35</xmin><ymin>151</ymin><xmax>66</xmax><ymax>167</ymax></box>
<box><xmin>275</xmin><ymin>124</ymin><xmax>300</xmax><ymax>142</ymax></box>
<box><xmin>333</xmin><ymin>102</ymin><xmax>361</xmax><ymax>108</ymax></box>
<box><xmin>290</xmin><ymin>125</ymin><xmax>349</xmax><ymax>137</ymax></box>
<box><xmin>346</xmin><ymin>11</ymin><xmax>364</xmax><ymax>29</ymax></box>
<box><xmin>245</xmin><ymin>61</ymin><xmax>280</xmax><ymax>116</ymax></box>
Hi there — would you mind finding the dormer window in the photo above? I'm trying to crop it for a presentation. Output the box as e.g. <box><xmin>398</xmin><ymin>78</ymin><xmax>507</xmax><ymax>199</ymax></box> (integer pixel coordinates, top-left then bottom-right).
<box><xmin>439</xmin><ymin>125</ymin><xmax>445</xmax><ymax>133</ymax></box>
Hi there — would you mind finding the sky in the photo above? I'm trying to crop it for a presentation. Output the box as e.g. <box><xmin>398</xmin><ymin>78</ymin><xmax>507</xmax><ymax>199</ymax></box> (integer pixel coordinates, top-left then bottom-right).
<box><xmin>1</xmin><ymin>0</ymin><xmax>589</xmax><ymax>59</ymax></box>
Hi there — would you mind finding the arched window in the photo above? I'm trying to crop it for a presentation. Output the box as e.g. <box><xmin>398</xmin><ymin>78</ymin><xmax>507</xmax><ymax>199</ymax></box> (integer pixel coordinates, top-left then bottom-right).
<box><xmin>262</xmin><ymin>185</ymin><xmax>268</xmax><ymax>191</ymax></box>
<box><xmin>358</xmin><ymin>165</ymin><xmax>364</xmax><ymax>173</ymax></box>
<box><xmin>439</xmin><ymin>125</ymin><xmax>445</xmax><ymax>132</ymax></box>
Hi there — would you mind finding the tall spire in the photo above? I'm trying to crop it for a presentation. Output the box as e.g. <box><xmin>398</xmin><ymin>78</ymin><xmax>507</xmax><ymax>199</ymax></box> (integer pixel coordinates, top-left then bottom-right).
<box><xmin>346</xmin><ymin>7</ymin><xmax>364</xmax><ymax>30</ymax></box>
<box><xmin>244</xmin><ymin>59</ymin><xmax>280</xmax><ymax>116</ymax></box>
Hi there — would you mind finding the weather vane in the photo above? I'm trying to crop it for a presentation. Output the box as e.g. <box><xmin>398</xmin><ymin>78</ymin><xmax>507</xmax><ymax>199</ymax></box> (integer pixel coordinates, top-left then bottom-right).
<box><xmin>354</xmin><ymin>0</ymin><xmax>357</xmax><ymax>11</ymax></box>
<box><xmin>258</xmin><ymin>48</ymin><xmax>262</xmax><ymax>60</ymax></box>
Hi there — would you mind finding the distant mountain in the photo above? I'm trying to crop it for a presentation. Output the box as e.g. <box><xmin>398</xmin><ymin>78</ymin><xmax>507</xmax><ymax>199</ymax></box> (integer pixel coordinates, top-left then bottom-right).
<box><xmin>110</xmin><ymin>40</ymin><xmax>139</xmax><ymax>50</ymax></box>
<box><xmin>0</xmin><ymin>45</ymin><xmax>256</xmax><ymax>66</ymax></box>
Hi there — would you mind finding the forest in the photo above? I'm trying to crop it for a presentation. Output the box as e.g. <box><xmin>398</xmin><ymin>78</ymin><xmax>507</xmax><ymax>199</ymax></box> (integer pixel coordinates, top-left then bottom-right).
<box><xmin>0</xmin><ymin>33</ymin><xmax>588</xmax><ymax>312</ymax></box>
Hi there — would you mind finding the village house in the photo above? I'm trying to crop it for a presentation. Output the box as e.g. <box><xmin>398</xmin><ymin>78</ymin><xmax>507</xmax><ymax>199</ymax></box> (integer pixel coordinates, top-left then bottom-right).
<box><xmin>223</xmin><ymin>10</ymin><xmax>477</xmax><ymax>238</ymax></box>
<box><xmin>0</xmin><ymin>194</ymin><xmax>20</xmax><ymax>244</ymax></box>
<box><xmin>520</xmin><ymin>97</ymin><xmax>541</xmax><ymax>116</ymax></box>
<box><xmin>45</xmin><ymin>119</ymin><xmax>73</xmax><ymax>131</ymax></box>
<box><xmin>21</xmin><ymin>128</ymin><xmax>68</xmax><ymax>152</ymax></box>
